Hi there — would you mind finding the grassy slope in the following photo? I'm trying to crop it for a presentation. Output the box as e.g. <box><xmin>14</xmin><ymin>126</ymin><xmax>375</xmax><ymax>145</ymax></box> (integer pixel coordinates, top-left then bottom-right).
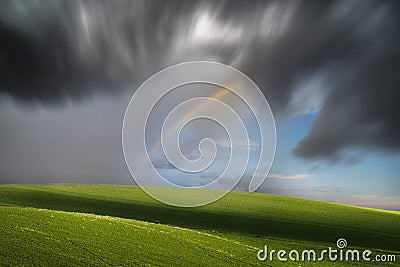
<box><xmin>0</xmin><ymin>184</ymin><xmax>399</xmax><ymax>266</ymax></box>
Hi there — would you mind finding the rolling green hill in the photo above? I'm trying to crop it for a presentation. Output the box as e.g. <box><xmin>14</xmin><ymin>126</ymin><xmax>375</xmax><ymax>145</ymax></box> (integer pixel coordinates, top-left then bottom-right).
<box><xmin>0</xmin><ymin>184</ymin><xmax>399</xmax><ymax>266</ymax></box>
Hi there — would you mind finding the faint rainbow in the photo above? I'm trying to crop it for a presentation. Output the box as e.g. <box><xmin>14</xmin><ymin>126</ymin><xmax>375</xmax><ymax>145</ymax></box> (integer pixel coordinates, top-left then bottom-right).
<box><xmin>164</xmin><ymin>87</ymin><xmax>230</xmax><ymax>137</ymax></box>
<box><xmin>145</xmin><ymin>86</ymin><xmax>232</xmax><ymax>164</ymax></box>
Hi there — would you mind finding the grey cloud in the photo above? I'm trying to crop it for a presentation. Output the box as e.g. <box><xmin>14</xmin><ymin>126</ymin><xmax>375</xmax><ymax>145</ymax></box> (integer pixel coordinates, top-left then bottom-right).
<box><xmin>0</xmin><ymin>0</ymin><xmax>399</xmax><ymax>162</ymax></box>
<box><xmin>0</xmin><ymin>0</ymin><xmax>193</xmax><ymax>102</ymax></box>
<box><xmin>293</xmin><ymin>20</ymin><xmax>400</xmax><ymax>161</ymax></box>
<box><xmin>0</xmin><ymin>95</ymin><xmax>132</xmax><ymax>184</ymax></box>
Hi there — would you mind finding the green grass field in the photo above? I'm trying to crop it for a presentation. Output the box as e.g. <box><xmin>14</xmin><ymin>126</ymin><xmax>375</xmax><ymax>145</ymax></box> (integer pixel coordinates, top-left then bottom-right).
<box><xmin>0</xmin><ymin>184</ymin><xmax>398</xmax><ymax>266</ymax></box>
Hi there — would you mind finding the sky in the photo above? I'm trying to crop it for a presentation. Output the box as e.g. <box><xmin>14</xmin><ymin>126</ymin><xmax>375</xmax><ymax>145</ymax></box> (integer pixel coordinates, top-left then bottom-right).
<box><xmin>0</xmin><ymin>0</ymin><xmax>399</xmax><ymax>210</ymax></box>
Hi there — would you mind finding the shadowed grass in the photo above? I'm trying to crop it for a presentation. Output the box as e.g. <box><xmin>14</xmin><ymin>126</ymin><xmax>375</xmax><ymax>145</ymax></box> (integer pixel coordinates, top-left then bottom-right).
<box><xmin>0</xmin><ymin>184</ymin><xmax>398</xmax><ymax>252</ymax></box>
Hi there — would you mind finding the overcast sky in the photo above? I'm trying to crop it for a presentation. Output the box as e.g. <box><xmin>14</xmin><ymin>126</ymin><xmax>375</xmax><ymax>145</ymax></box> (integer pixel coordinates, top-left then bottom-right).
<box><xmin>0</xmin><ymin>0</ymin><xmax>399</xmax><ymax>210</ymax></box>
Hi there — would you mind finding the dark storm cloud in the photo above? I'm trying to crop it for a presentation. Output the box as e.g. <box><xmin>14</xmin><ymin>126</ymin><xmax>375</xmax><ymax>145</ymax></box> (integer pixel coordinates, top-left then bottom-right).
<box><xmin>0</xmin><ymin>0</ymin><xmax>399</xmax><ymax>161</ymax></box>
<box><xmin>0</xmin><ymin>0</ymin><xmax>196</xmax><ymax>102</ymax></box>
<box><xmin>291</xmin><ymin>2</ymin><xmax>400</xmax><ymax>161</ymax></box>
